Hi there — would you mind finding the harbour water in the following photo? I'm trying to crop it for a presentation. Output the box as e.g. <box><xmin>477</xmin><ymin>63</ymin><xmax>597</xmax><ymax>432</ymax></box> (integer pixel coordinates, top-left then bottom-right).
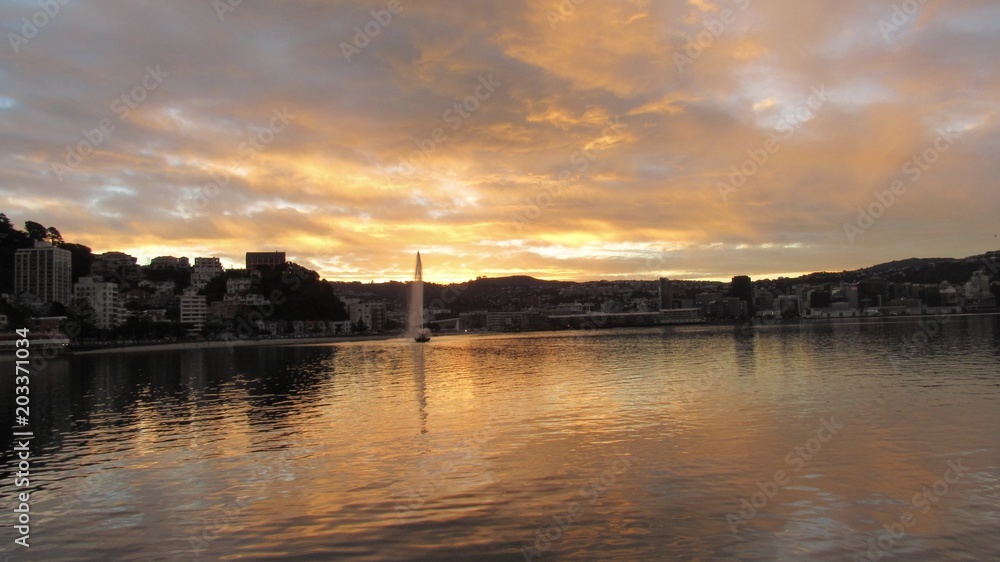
<box><xmin>1</xmin><ymin>315</ymin><xmax>998</xmax><ymax>560</ymax></box>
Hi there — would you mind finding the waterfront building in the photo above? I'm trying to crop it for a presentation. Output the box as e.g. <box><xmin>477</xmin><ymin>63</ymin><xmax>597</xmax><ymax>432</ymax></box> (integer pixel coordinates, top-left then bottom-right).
<box><xmin>347</xmin><ymin>301</ymin><xmax>387</xmax><ymax>332</ymax></box>
<box><xmin>695</xmin><ymin>292</ymin><xmax>724</xmax><ymax>316</ymax></box>
<box><xmin>458</xmin><ymin>311</ymin><xmax>488</xmax><ymax>330</ymax></box>
<box><xmin>723</xmin><ymin>297</ymin><xmax>745</xmax><ymax>318</ymax></box>
<box><xmin>731</xmin><ymin>275</ymin><xmax>753</xmax><ymax>315</ymax></box>
<box><xmin>809</xmin><ymin>290</ymin><xmax>832</xmax><ymax>309</ymax></box>
<box><xmin>846</xmin><ymin>285</ymin><xmax>860</xmax><ymax>309</ymax></box>
<box><xmin>774</xmin><ymin>295</ymin><xmax>801</xmax><ymax>318</ymax></box>
<box><xmin>14</xmin><ymin>241</ymin><xmax>73</xmax><ymax>305</ymax></box>
<box><xmin>659</xmin><ymin>308</ymin><xmax>703</xmax><ymax>324</ymax></box>
<box><xmin>755</xmin><ymin>288</ymin><xmax>775</xmax><ymax>311</ymax></box>
<box><xmin>964</xmin><ymin>270</ymin><xmax>997</xmax><ymax>311</ymax></box>
<box><xmin>695</xmin><ymin>293</ymin><xmax>724</xmax><ymax>306</ymax></box>
<box><xmin>487</xmin><ymin>310</ymin><xmax>551</xmax><ymax>332</ymax></box>
<box><xmin>965</xmin><ymin>270</ymin><xmax>992</xmax><ymax>298</ymax></box>
<box><xmin>658</xmin><ymin>277</ymin><xmax>673</xmax><ymax>310</ymax></box>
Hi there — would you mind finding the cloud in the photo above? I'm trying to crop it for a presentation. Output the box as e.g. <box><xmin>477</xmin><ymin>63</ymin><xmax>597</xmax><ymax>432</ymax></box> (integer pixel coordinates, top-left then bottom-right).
<box><xmin>1</xmin><ymin>0</ymin><xmax>998</xmax><ymax>282</ymax></box>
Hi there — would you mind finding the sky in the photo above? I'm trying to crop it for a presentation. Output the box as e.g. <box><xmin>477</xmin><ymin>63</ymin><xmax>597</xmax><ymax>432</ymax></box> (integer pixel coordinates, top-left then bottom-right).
<box><xmin>1</xmin><ymin>0</ymin><xmax>998</xmax><ymax>283</ymax></box>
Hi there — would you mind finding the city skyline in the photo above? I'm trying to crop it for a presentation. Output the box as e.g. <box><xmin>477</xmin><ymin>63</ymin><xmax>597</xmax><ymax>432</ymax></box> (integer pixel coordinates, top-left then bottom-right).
<box><xmin>2</xmin><ymin>2</ymin><xmax>999</xmax><ymax>283</ymax></box>
<box><xmin>6</xmin><ymin>220</ymin><xmax>997</xmax><ymax>286</ymax></box>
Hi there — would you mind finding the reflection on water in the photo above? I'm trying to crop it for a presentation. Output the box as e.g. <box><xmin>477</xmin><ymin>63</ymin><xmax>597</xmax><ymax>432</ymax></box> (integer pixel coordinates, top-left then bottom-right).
<box><xmin>1</xmin><ymin>316</ymin><xmax>999</xmax><ymax>561</ymax></box>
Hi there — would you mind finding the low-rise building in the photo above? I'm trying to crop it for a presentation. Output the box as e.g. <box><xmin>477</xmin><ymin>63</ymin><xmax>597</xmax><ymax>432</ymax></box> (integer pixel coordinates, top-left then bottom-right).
<box><xmin>91</xmin><ymin>251</ymin><xmax>138</xmax><ymax>277</ymax></box>
<box><xmin>191</xmin><ymin>257</ymin><xmax>224</xmax><ymax>291</ymax></box>
<box><xmin>246</xmin><ymin>251</ymin><xmax>286</xmax><ymax>272</ymax></box>
<box><xmin>487</xmin><ymin>310</ymin><xmax>551</xmax><ymax>332</ymax></box>
<box><xmin>150</xmin><ymin>256</ymin><xmax>190</xmax><ymax>269</ymax></box>
<box><xmin>347</xmin><ymin>301</ymin><xmax>387</xmax><ymax>332</ymax></box>
<box><xmin>222</xmin><ymin>293</ymin><xmax>268</xmax><ymax>307</ymax></box>
<box><xmin>140</xmin><ymin>309</ymin><xmax>169</xmax><ymax>323</ymax></box>
<box><xmin>227</xmin><ymin>277</ymin><xmax>253</xmax><ymax>294</ymax></box>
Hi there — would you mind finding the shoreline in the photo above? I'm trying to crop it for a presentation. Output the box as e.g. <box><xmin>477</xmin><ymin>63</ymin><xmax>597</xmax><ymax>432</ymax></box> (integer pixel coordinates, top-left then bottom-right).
<box><xmin>69</xmin><ymin>334</ymin><xmax>401</xmax><ymax>355</ymax></box>
<box><xmin>31</xmin><ymin>311</ymin><xmax>1000</xmax><ymax>356</ymax></box>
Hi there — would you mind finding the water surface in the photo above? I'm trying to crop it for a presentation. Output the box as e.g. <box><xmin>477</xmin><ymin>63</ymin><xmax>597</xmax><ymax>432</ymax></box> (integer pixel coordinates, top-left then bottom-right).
<box><xmin>1</xmin><ymin>316</ymin><xmax>998</xmax><ymax>560</ymax></box>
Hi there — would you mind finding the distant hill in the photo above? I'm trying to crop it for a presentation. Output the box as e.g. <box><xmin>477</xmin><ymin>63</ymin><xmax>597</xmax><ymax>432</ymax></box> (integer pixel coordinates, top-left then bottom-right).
<box><xmin>853</xmin><ymin>251</ymin><xmax>998</xmax><ymax>283</ymax></box>
<box><xmin>780</xmin><ymin>250</ymin><xmax>1000</xmax><ymax>286</ymax></box>
<box><xmin>460</xmin><ymin>275</ymin><xmax>568</xmax><ymax>288</ymax></box>
<box><xmin>329</xmin><ymin>274</ymin><xmax>572</xmax><ymax>315</ymax></box>
<box><xmin>860</xmin><ymin>257</ymin><xmax>951</xmax><ymax>275</ymax></box>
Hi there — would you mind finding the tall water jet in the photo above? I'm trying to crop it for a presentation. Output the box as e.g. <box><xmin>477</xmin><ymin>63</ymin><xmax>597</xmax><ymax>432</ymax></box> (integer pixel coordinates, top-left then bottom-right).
<box><xmin>409</xmin><ymin>252</ymin><xmax>431</xmax><ymax>342</ymax></box>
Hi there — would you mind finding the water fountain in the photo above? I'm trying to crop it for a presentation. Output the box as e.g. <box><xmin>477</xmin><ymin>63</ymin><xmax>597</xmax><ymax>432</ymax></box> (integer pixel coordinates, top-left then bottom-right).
<box><xmin>409</xmin><ymin>252</ymin><xmax>431</xmax><ymax>342</ymax></box>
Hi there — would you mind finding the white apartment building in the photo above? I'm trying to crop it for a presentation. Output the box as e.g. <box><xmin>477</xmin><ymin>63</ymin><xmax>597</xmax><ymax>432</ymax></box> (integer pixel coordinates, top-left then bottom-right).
<box><xmin>347</xmin><ymin>301</ymin><xmax>387</xmax><ymax>332</ymax></box>
<box><xmin>14</xmin><ymin>241</ymin><xmax>73</xmax><ymax>305</ymax></box>
<box><xmin>180</xmin><ymin>290</ymin><xmax>208</xmax><ymax>332</ymax></box>
<box><xmin>191</xmin><ymin>257</ymin><xmax>224</xmax><ymax>290</ymax></box>
<box><xmin>73</xmin><ymin>277</ymin><xmax>123</xmax><ymax>329</ymax></box>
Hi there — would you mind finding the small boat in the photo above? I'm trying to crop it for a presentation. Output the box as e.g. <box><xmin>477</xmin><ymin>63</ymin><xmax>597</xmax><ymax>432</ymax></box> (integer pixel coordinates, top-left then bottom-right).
<box><xmin>411</xmin><ymin>252</ymin><xmax>431</xmax><ymax>343</ymax></box>
<box><xmin>414</xmin><ymin>327</ymin><xmax>431</xmax><ymax>343</ymax></box>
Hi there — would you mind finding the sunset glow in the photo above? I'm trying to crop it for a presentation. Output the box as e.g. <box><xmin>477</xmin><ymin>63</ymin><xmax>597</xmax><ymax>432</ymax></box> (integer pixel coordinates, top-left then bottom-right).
<box><xmin>2</xmin><ymin>1</ymin><xmax>998</xmax><ymax>282</ymax></box>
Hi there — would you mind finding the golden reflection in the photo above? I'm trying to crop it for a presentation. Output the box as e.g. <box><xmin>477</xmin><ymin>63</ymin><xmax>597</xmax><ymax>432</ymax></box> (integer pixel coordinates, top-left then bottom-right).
<box><xmin>411</xmin><ymin>344</ymin><xmax>427</xmax><ymax>434</ymax></box>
